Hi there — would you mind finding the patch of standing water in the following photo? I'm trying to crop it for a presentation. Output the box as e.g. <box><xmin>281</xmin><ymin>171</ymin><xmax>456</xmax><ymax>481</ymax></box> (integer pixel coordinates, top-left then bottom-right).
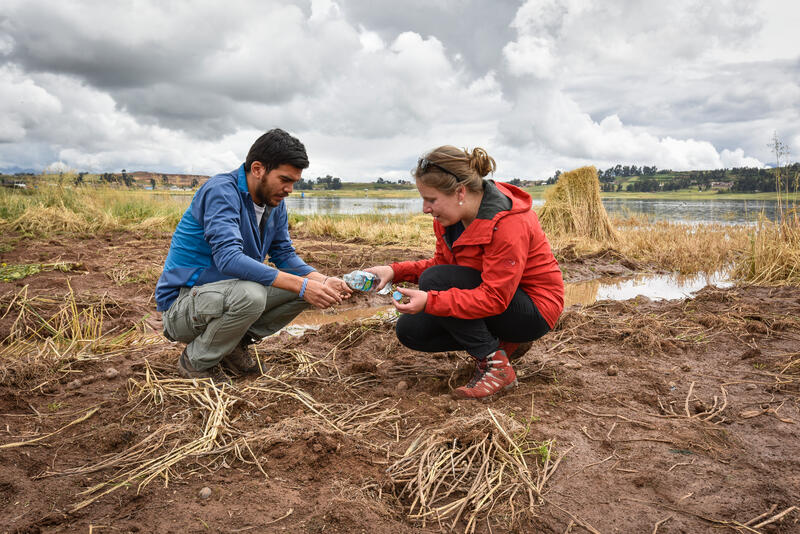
<box><xmin>565</xmin><ymin>270</ymin><xmax>734</xmax><ymax>307</ymax></box>
<box><xmin>283</xmin><ymin>271</ymin><xmax>733</xmax><ymax>335</ymax></box>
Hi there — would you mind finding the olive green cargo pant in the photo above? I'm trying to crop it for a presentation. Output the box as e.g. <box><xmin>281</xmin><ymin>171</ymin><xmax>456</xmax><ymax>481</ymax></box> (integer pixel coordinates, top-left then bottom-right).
<box><xmin>162</xmin><ymin>279</ymin><xmax>309</xmax><ymax>370</ymax></box>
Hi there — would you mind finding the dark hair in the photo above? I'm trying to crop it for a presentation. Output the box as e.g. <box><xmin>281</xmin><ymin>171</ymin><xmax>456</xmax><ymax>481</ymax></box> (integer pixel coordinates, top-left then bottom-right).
<box><xmin>414</xmin><ymin>145</ymin><xmax>495</xmax><ymax>194</ymax></box>
<box><xmin>245</xmin><ymin>128</ymin><xmax>309</xmax><ymax>173</ymax></box>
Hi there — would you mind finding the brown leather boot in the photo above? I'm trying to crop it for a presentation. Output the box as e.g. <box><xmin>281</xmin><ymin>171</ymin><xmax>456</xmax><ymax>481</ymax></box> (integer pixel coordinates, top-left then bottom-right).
<box><xmin>177</xmin><ymin>350</ymin><xmax>232</xmax><ymax>385</ymax></box>
<box><xmin>222</xmin><ymin>341</ymin><xmax>260</xmax><ymax>375</ymax></box>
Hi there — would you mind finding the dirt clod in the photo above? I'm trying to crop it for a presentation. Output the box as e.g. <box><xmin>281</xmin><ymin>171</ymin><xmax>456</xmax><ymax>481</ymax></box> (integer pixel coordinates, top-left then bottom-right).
<box><xmin>199</xmin><ymin>487</ymin><xmax>212</xmax><ymax>500</ymax></box>
<box><xmin>105</xmin><ymin>367</ymin><xmax>119</xmax><ymax>379</ymax></box>
<box><xmin>606</xmin><ymin>365</ymin><xmax>619</xmax><ymax>376</ymax></box>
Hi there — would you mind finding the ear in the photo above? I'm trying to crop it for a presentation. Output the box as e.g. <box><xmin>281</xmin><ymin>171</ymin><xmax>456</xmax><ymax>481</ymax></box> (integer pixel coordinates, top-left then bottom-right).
<box><xmin>457</xmin><ymin>185</ymin><xmax>467</xmax><ymax>202</ymax></box>
<box><xmin>252</xmin><ymin>161</ymin><xmax>266</xmax><ymax>179</ymax></box>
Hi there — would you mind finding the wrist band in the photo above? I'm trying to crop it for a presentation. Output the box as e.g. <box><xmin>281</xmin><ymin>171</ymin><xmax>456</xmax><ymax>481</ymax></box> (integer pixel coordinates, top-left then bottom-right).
<box><xmin>299</xmin><ymin>278</ymin><xmax>309</xmax><ymax>298</ymax></box>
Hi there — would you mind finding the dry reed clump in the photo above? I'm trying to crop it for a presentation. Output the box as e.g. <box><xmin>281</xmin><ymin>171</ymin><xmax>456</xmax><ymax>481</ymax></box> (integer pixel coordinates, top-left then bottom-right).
<box><xmin>538</xmin><ymin>166</ymin><xmax>617</xmax><ymax>243</ymax></box>
<box><xmin>292</xmin><ymin>214</ymin><xmax>435</xmax><ymax>247</ymax></box>
<box><xmin>733</xmin><ymin>215</ymin><xmax>800</xmax><ymax>285</ymax></box>
<box><xmin>0</xmin><ymin>186</ymin><xmax>183</xmax><ymax>236</ymax></box>
<box><xmin>551</xmin><ymin>301</ymin><xmax>710</xmax><ymax>357</ymax></box>
<box><xmin>616</xmin><ymin>221</ymin><xmax>749</xmax><ymax>274</ymax></box>
<box><xmin>44</xmin><ymin>341</ymin><xmax>404</xmax><ymax>513</ymax></box>
<box><xmin>386</xmin><ymin>408</ymin><xmax>569</xmax><ymax>533</ymax></box>
<box><xmin>0</xmin><ymin>284</ymin><xmax>143</xmax><ymax>387</ymax></box>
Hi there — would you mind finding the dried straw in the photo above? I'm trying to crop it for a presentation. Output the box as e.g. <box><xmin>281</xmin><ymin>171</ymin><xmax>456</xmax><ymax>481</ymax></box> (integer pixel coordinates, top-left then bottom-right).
<box><xmin>538</xmin><ymin>166</ymin><xmax>618</xmax><ymax>243</ymax></box>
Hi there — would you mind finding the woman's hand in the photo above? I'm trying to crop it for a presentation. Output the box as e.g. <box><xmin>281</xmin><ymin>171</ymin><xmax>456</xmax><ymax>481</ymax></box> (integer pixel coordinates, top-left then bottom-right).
<box><xmin>364</xmin><ymin>265</ymin><xmax>394</xmax><ymax>291</ymax></box>
<box><xmin>323</xmin><ymin>276</ymin><xmax>353</xmax><ymax>299</ymax></box>
<box><xmin>392</xmin><ymin>287</ymin><xmax>427</xmax><ymax>314</ymax></box>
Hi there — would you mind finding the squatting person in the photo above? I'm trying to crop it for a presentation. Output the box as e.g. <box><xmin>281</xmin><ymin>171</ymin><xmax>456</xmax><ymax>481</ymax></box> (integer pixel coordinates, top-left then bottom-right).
<box><xmin>155</xmin><ymin>128</ymin><xmax>352</xmax><ymax>383</ymax></box>
<box><xmin>366</xmin><ymin>145</ymin><xmax>564</xmax><ymax>400</ymax></box>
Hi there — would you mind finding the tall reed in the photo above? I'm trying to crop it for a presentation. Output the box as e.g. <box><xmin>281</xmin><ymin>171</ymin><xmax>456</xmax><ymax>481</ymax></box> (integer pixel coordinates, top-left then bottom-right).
<box><xmin>0</xmin><ymin>186</ymin><xmax>183</xmax><ymax>235</ymax></box>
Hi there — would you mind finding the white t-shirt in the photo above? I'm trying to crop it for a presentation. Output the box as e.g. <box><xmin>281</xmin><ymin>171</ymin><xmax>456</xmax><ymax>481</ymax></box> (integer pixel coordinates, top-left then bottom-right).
<box><xmin>253</xmin><ymin>202</ymin><xmax>266</xmax><ymax>227</ymax></box>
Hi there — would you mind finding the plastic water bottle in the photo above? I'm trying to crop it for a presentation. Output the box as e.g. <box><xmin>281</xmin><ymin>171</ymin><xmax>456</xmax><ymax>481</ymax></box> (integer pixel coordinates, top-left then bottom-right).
<box><xmin>342</xmin><ymin>270</ymin><xmax>378</xmax><ymax>292</ymax></box>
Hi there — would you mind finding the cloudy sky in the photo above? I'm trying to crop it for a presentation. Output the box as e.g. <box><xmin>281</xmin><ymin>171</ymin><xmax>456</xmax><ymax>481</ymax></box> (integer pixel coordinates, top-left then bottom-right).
<box><xmin>1</xmin><ymin>0</ymin><xmax>798</xmax><ymax>181</ymax></box>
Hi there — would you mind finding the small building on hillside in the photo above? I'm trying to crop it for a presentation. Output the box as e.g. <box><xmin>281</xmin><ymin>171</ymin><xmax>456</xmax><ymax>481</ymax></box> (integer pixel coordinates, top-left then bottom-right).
<box><xmin>710</xmin><ymin>181</ymin><xmax>733</xmax><ymax>191</ymax></box>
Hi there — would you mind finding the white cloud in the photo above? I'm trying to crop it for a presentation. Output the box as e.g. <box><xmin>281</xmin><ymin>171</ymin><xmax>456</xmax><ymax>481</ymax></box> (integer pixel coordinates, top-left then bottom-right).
<box><xmin>0</xmin><ymin>0</ymin><xmax>797</xmax><ymax>178</ymax></box>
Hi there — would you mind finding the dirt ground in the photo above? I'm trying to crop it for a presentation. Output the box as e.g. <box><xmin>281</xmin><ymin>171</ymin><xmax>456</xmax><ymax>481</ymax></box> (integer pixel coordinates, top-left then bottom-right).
<box><xmin>1</xmin><ymin>230</ymin><xmax>799</xmax><ymax>533</ymax></box>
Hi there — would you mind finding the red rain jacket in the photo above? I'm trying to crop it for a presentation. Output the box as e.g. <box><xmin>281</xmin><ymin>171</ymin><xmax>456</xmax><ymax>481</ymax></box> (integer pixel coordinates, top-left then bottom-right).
<box><xmin>391</xmin><ymin>181</ymin><xmax>564</xmax><ymax>328</ymax></box>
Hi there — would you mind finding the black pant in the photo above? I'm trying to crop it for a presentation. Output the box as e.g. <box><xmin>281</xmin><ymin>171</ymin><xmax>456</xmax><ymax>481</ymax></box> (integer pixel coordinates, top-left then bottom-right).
<box><xmin>395</xmin><ymin>265</ymin><xmax>551</xmax><ymax>360</ymax></box>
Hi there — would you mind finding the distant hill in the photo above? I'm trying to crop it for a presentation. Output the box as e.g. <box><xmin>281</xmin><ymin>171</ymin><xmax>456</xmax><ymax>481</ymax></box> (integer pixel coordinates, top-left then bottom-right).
<box><xmin>128</xmin><ymin>171</ymin><xmax>210</xmax><ymax>188</ymax></box>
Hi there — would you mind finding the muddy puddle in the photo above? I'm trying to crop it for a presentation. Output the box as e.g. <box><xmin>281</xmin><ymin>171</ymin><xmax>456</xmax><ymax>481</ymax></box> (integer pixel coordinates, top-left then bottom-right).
<box><xmin>289</xmin><ymin>271</ymin><xmax>734</xmax><ymax>332</ymax></box>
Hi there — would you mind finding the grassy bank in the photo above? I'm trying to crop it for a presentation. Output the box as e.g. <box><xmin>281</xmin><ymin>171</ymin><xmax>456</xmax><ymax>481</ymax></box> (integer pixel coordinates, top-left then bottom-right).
<box><xmin>0</xmin><ymin>186</ymin><xmax>183</xmax><ymax>236</ymax></box>
<box><xmin>2</xmin><ymin>185</ymin><xmax>797</xmax><ymax>284</ymax></box>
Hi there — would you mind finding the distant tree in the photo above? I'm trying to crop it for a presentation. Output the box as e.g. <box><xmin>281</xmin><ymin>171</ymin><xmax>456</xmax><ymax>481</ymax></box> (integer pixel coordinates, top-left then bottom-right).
<box><xmin>507</xmin><ymin>178</ymin><xmax>522</xmax><ymax>186</ymax></box>
<box><xmin>191</xmin><ymin>178</ymin><xmax>199</xmax><ymax>188</ymax></box>
<box><xmin>331</xmin><ymin>177</ymin><xmax>342</xmax><ymax>190</ymax></box>
<box><xmin>161</xmin><ymin>174</ymin><xmax>169</xmax><ymax>186</ymax></box>
<box><xmin>546</xmin><ymin>169</ymin><xmax>561</xmax><ymax>185</ymax></box>
<box><xmin>75</xmin><ymin>172</ymin><xmax>86</xmax><ymax>186</ymax></box>
<box><xmin>295</xmin><ymin>178</ymin><xmax>313</xmax><ymax>190</ymax></box>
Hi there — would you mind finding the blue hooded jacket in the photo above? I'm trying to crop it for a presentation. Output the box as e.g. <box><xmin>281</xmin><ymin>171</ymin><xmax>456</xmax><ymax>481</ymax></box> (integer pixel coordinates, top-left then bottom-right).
<box><xmin>155</xmin><ymin>164</ymin><xmax>314</xmax><ymax>311</ymax></box>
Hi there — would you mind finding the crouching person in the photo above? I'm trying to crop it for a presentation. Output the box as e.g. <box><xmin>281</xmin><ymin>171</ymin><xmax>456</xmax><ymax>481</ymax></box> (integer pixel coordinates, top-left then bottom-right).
<box><xmin>155</xmin><ymin>129</ymin><xmax>351</xmax><ymax>384</ymax></box>
<box><xmin>367</xmin><ymin>145</ymin><xmax>563</xmax><ymax>400</ymax></box>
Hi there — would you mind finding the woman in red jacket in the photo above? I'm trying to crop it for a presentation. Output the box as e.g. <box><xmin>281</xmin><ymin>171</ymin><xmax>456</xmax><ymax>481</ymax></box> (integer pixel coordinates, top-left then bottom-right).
<box><xmin>367</xmin><ymin>145</ymin><xmax>564</xmax><ymax>400</ymax></box>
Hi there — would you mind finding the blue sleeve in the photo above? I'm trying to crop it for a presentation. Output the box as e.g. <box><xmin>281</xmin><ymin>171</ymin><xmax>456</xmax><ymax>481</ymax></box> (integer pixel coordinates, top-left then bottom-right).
<box><xmin>193</xmin><ymin>183</ymin><xmax>281</xmax><ymax>285</ymax></box>
<box><xmin>268</xmin><ymin>206</ymin><xmax>315</xmax><ymax>276</ymax></box>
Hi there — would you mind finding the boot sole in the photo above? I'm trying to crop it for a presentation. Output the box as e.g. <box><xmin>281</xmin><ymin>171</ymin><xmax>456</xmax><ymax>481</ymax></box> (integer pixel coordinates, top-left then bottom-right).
<box><xmin>451</xmin><ymin>379</ymin><xmax>518</xmax><ymax>401</ymax></box>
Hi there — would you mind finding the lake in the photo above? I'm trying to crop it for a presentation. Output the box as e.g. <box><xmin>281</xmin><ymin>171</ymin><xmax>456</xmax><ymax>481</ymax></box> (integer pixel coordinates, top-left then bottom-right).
<box><xmin>282</xmin><ymin>196</ymin><xmax>783</xmax><ymax>224</ymax></box>
<box><xmin>172</xmin><ymin>194</ymin><xmax>785</xmax><ymax>224</ymax></box>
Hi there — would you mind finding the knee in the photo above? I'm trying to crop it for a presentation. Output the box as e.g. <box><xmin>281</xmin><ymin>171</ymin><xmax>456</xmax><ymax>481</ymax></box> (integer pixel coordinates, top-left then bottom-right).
<box><xmin>229</xmin><ymin>281</ymin><xmax>267</xmax><ymax>318</ymax></box>
<box><xmin>395</xmin><ymin>315</ymin><xmax>420</xmax><ymax>350</ymax></box>
<box><xmin>418</xmin><ymin>265</ymin><xmax>451</xmax><ymax>291</ymax></box>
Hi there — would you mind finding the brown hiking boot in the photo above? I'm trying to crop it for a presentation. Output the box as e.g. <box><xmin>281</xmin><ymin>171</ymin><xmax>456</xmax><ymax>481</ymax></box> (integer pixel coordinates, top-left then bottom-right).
<box><xmin>499</xmin><ymin>340</ymin><xmax>533</xmax><ymax>361</ymax></box>
<box><xmin>178</xmin><ymin>350</ymin><xmax>232</xmax><ymax>385</ymax></box>
<box><xmin>222</xmin><ymin>341</ymin><xmax>260</xmax><ymax>375</ymax></box>
<box><xmin>452</xmin><ymin>350</ymin><xmax>517</xmax><ymax>400</ymax></box>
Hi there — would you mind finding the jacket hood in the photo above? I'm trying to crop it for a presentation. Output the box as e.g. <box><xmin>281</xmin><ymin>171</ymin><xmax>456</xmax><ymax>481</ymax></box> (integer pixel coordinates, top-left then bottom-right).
<box><xmin>436</xmin><ymin>180</ymin><xmax>534</xmax><ymax>247</ymax></box>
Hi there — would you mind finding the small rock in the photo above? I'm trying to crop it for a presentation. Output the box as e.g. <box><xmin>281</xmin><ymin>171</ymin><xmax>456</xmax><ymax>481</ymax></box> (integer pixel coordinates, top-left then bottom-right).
<box><xmin>740</xmin><ymin>348</ymin><xmax>761</xmax><ymax>360</ymax></box>
<box><xmin>264</xmin><ymin>415</ymin><xmax>274</xmax><ymax>424</ymax></box>
<box><xmin>668</xmin><ymin>381</ymin><xmax>677</xmax><ymax>391</ymax></box>
<box><xmin>396</xmin><ymin>380</ymin><xmax>408</xmax><ymax>392</ymax></box>
<box><xmin>199</xmin><ymin>487</ymin><xmax>212</xmax><ymax>500</ymax></box>
<box><xmin>693</xmin><ymin>400</ymin><xmax>707</xmax><ymax>413</ymax></box>
<box><xmin>105</xmin><ymin>367</ymin><xmax>119</xmax><ymax>380</ymax></box>
<box><xmin>66</xmin><ymin>379</ymin><xmax>82</xmax><ymax>390</ymax></box>
<box><xmin>82</xmin><ymin>374</ymin><xmax>96</xmax><ymax>384</ymax></box>
<box><xmin>446</xmin><ymin>401</ymin><xmax>458</xmax><ymax>413</ymax></box>
<box><xmin>606</xmin><ymin>365</ymin><xmax>618</xmax><ymax>376</ymax></box>
<box><xmin>312</xmin><ymin>442</ymin><xmax>323</xmax><ymax>453</ymax></box>
<box><xmin>745</xmin><ymin>383</ymin><xmax>757</xmax><ymax>391</ymax></box>
<box><xmin>564</xmin><ymin>362</ymin><xmax>582</xmax><ymax>370</ymax></box>
<box><xmin>680</xmin><ymin>364</ymin><xmax>691</xmax><ymax>372</ymax></box>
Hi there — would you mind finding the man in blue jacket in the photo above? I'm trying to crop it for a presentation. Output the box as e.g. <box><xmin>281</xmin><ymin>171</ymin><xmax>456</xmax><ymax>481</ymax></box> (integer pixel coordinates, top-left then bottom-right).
<box><xmin>155</xmin><ymin>129</ymin><xmax>351</xmax><ymax>383</ymax></box>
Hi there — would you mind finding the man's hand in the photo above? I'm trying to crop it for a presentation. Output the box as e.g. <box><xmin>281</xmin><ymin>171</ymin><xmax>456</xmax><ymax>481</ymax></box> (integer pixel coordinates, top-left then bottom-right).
<box><xmin>302</xmin><ymin>279</ymin><xmax>344</xmax><ymax>309</ymax></box>
<box><xmin>364</xmin><ymin>265</ymin><xmax>394</xmax><ymax>291</ymax></box>
<box><xmin>391</xmin><ymin>287</ymin><xmax>427</xmax><ymax>314</ymax></box>
<box><xmin>323</xmin><ymin>276</ymin><xmax>353</xmax><ymax>299</ymax></box>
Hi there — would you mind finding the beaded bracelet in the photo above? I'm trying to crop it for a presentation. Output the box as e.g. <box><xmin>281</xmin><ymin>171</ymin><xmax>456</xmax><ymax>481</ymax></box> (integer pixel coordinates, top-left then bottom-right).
<box><xmin>299</xmin><ymin>278</ymin><xmax>309</xmax><ymax>298</ymax></box>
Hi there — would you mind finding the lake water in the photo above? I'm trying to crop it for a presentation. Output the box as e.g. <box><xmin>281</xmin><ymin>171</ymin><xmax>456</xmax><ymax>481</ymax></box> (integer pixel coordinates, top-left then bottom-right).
<box><xmin>172</xmin><ymin>194</ymin><xmax>784</xmax><ymax>224</ymax></box>
<box><xmin>282</xmin><ymin>196</ymin><xmax>783</xmax><ymax>224</ymax></box>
